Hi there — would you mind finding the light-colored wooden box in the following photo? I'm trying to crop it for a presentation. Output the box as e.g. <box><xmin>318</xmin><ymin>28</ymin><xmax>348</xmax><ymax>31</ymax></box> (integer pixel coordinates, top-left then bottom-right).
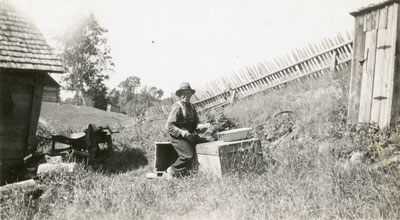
<box><xmin>348</xmin><ymin>1</ymin><xmax>400</xmax><ymax>128</ymax></box>
<box><xmin>196</xmin><ymin>138</ymin><xmax>263</xmax><ymax>177</ymax></box>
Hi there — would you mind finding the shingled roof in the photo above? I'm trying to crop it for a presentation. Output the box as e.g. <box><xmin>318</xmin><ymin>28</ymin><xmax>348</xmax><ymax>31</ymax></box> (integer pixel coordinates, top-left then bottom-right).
<box><xmin>0</xmin><ymin>0</ymin><xmax>64</xmax><ymax>73</ymax></box>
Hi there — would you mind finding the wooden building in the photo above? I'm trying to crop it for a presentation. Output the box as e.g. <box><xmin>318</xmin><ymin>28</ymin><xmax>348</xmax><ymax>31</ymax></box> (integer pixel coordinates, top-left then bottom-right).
<box><xmin>43</xmin><ymin>74</ymin><xmax>61</xmax><ymax>103</ymax></box>
<box><xmin>106</xmin><ymin>103</ymin><xmax>121</xmax><ymax>113</ymax></box>
<box><xmin>0</xmin><ymin>0</ymin><xmax>64</xmax><ymax>184</ymax></box>
<box><xmin>348</xmin><ymin>0</ymin><xmax>400</xmax><ymax>128</ymax></box>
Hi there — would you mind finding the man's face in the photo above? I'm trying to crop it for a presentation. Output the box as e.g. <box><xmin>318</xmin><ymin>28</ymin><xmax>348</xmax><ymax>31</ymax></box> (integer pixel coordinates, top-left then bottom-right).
<box><xmin>180</xmin><ymin>90</ymin><xmax>193</xmax><ymax>103</ymax></box>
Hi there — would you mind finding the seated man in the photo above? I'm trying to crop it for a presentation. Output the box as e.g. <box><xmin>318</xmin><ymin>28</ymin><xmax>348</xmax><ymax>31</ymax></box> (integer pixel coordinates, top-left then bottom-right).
<box><xmin>164</xmin><ymin>82</ymin><xmax>206</xmax><ymax>178</ymax></box>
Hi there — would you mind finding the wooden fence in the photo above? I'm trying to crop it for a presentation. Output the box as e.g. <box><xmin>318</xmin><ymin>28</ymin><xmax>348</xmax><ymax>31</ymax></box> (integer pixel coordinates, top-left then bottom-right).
<box><xmin>146</xmin><ymin>31</ymin><xmax>354</xmax><ymax>118</ymax></box>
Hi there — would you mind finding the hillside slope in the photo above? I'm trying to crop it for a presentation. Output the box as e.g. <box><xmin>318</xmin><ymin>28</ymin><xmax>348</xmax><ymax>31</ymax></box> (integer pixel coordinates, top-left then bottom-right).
<box><xmin>39</xmin><ymin>102</ymin><xmax>134</xmax><ymax>132</ymax></box>
<box><xmin>3</xmin><ymin>69</ymin><xmax>400</xmax><ymax>220</ymax></box>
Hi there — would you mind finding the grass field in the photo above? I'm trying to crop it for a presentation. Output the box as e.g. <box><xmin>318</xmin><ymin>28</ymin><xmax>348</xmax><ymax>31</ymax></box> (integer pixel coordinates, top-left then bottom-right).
<box><xmin>1</xmin><ymin>69</ymin><xmax>400</xmax><ymax>220</ymax></box>
<box><xmin>39</xmin><ymin>102</ymin><xmax>134</xmax><ymax>132</ymax></box>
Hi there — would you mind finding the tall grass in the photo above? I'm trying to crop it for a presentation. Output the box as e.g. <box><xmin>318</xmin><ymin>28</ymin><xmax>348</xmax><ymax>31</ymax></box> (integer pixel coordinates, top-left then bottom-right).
<box><xmin>1</xmin><ymin>69</ymin><xmax>400</xmax><ymax>220</ymax></box>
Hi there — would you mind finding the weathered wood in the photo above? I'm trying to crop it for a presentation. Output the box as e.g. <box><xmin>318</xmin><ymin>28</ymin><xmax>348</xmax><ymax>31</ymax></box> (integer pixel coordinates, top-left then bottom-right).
<box><xmin>391</xmin><ymin>4</ymin><xmax>400</xmax><ymax>127</ymax></box>
<box><xmin>358</xmin><ymin>29</ymin><xmax>377</xmax><ymax>123</ymax></box>
<box><xmin>0</xmin><ymin>126</ymin><xmax>29</xmax><ymax>143</ymax></box>
<box><xmin>371</xmin><ymin>4</ymin><xmax>394</xmax><ymax>127</ymax></box>
<box><xmin>150</xmin><ymin>32</ymin><xmax>354</xmax><ymax>117</ymax></box>
<box><xmin>196</xmin><ymin>138</ymin><xmax>262</xmax><ymax>177</ymax></box>
<box><xmin>0</xmin><ymin>179</ymin><xmax>36</xmax><ymax>192</ymax></box>
<box><xmin>380</xmin><ymin>4</ymin><xmax>398</xmax><ymax>127</ymax></box>
<box><xmin>348</xmin><ymin>14</ymin><xmax>367</xmax><ymax>124</ymax></box>
<box><xmin>0</xmin><ymin>140</ymin><xmax>26</xmax><ymax>159</ymax></box>
<box><xmin>0</xmin><ymin>106</ymin><xmax>32</xmax><ymax>125</ymax></box>
<box><xmin>154</xmin><ymin>142</ymin><xmax>178</xmax><ymax>171</ymax></box>
<box><xmin>37</xmin><ymin>162</ymin><xmax>76</xmax><ymax>175</ymax></box>
<box><xmin>27</xmin><ymin>72</ymin><xmax>44</xmax><ymax>152</ymax></box>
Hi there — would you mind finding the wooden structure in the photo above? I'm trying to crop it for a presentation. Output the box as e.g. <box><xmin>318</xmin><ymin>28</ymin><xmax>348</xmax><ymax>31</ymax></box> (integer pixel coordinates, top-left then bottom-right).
<box><xmin>43</xmin><ymin>74</ymin><xmax>61</xmax><ymax>103</ymax></box>
<box><xmin>0</xmin><ymin>0</ymin><xmax>64</xmax><ymax>184</ymax></box>
<box><xmin>154</xmin><ymin>142</ymin><xmax>178</xmax><ymax>172</ymax></box>
<box><xmin>196</xmin><ymin>138</ymin><xmax>263</xmax><ymax>177</ymax></box>
<box><xmin>348</xmin><ymin>0</ymin><xmax>400</xmax><ymax>128</ymax></box>
<box><xmin>146</xmin><ymin>32</ymin><xmax>354</xmax><ymax>118</ymax></box>
<box><xmin>106</xmin><ymin>103</ymin><xmax>121</xmax><ymax>113</ymax></box>
<box><xmin>46</xmin><ymin>124</ymin><xmax>114</xmax><ymax>165</ymax></box>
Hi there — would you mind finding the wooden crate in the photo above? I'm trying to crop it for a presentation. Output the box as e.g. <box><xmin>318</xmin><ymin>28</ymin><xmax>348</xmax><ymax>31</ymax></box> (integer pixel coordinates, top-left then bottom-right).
<box><xmin>196</xmin><ymin>138</ymin><xmax>263</xmax><ymax>177</ymax></box>
<box><xmin>154</xmin><ymin>142</ymin><xmax>178</xmax><ymax>172</ymax></box>
<box><xmin>348</xmin><ymin>1</ymin><xmax>400</xmax><ymax>128</ymax></box>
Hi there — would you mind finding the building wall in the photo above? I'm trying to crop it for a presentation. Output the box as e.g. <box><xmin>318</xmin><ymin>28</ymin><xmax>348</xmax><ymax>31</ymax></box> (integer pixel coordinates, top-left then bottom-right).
<box><xmin>0</xmin><ymin>70</ymin><xmax>44</xmax><ymax>184</ymax></box>
<box><xmin>43</xmin><ymin>86</ymin><xmax>60</xmax><ymax>103</ymax></box>
<box><xmin>348</xmin><ymin>2</ymin><xmax>400</xmax><ymax>128</ymax></box>
<box><xmin>107</xmin><ymin>104</ymin><xmax>121</xmax><ymax>113</ymax></box>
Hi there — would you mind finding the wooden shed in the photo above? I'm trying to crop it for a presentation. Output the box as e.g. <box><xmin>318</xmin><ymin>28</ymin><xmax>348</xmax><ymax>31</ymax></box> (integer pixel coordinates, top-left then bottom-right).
<box><xmin>0</xmin><ymin>0</ymin><xmax>64</xmax><ymax>184</ymax></box>
<box><xmin>43</xmin><ymin>74</ymin><xmax>61</xmax><ymax>103</ymax></box>
<box><xmin>347</xmin><ymin>0</ymin><xmax>400</xmax><ymax>128</ymax></box>
<box><xmin>106</xmin><ymin>103</ymin><xmax>121</xmax><ymax>113</ymax></box>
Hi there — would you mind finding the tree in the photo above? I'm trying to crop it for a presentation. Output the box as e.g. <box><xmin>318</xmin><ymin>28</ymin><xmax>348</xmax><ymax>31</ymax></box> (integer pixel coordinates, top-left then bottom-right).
<box><xmin>119</xmin><ymin>76</ymin><xmax>141</xmax><ymax>103</ymax></box>
<box><xmin>108</xmin><ymin>76</ymin><xmax>165</xmax><ymax>117</ymax></box>
<box><xmin>62</xmin><ymin>13</ymin><xmax>114</xmax><ymax>109</ymax></box>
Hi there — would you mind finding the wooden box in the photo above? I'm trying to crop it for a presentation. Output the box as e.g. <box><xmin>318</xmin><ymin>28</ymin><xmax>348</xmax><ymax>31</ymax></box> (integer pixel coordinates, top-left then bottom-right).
<box><xmin>217</xmin><ymin>127</ymin><xmax>252</xmax><ymax>142</ymax></box>
<box><xmin>196</xmin><ymin>138</ymin><xmax>263</xmax><ymax>177</ymax></box>
<box><xmin>348</xmin><ymin>1</ymin><xmax>400</xmax><ymax>128</ymax></box>
<box><xmin>154</xmin><ymin>142</ymin><xmax>178</xmax><ymax>172</ymax></box>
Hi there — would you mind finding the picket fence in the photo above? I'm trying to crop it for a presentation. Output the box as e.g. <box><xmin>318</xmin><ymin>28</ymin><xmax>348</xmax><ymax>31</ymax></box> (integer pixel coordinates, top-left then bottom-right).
<box><xmin>146</xmin><ymin>31</ymin><xmax>354</xmax><ymax>118</ymax></box>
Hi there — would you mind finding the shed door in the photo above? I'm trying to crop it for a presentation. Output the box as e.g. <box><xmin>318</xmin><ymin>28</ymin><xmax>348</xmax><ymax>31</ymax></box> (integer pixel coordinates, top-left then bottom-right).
<box><xmin>358</xmin><ymin>5</ymin><xmax>398</xmax><ymax>128</ymax></box>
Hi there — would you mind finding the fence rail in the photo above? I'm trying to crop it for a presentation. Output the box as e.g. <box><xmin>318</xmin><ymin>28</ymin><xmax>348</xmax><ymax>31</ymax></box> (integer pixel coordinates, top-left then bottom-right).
<box><xmin>146</xmin><ymin>31</ymin><xmax>354</xmax><ymax>118</ymax></box>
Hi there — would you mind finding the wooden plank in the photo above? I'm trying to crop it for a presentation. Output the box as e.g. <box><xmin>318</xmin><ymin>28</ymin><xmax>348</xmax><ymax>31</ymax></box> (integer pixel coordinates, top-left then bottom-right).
<box><xmin>370</xmin><ymin>4</ymin><xmax>394</xmax><ymax>127</ymax></box>
<box><xmin>0</xmin><ymin>140</ymin><xmax>26</xmax><ymax>160</ymax></box>
<box><xmin>0</xmin><ymin>179</ymin><xmax>36</xmax><ymax>193</ymax></box>
<box><xmin>380</xmin><ymin>4</ymin><xmax>398</xmax><ymax>127</ymax></box>
<box><xmin>379</xmin><ymin>6</ymin><xmax>388</xmax><ymax>29</ymax></box>
<box><xmin>391</xmin><ymin>4</ymin><xmax>400</xmax><ymax>127</ymax></box>
<box><xmin>348</xmin><ymin>14</ymin><xmax>367</xmax><ymax>124</ymax></box>
<box><xmin>11</xmin><ymin>92</ymin><xmax>33</xmax><ymax>108</ymax></box>
<box><xmin>308</xmin><ymin>43</ymin><xmax>317</xmax><ymax>55</ymax></box>
<box><xmin>240</xmin><ymin>69</ymin><xmax>251</xmax><ymax>83</ymax></box>
<box><xmin>367</xmin><ymin>13</ymin><xmax>373</xmax><ymax>31</ymax></box>
<box><xmin>245</xmin><ymin>67</ymin><xmax>254</xmax><ymax>80</ymax></box>
<box><xmin>4</xmin><ymin>83</ymin><xmax>33</xmax><ymax>93</ymax></box>
<box><xmin>358</xmin><ymin>29</ymin><xmax>378</xmax><ymax>123</ymax></box>
<box><xmin>0</xmin><ymin>72</ymin><xmax>35</xmax><ymax>85</ymax></box>
<box><xmin>0</xmin><ymin>125</ymin><xmax>29</xmax><ymax>139</ymax></box>
<box><xmin>364</xmin><ymin>14</ymin><xmax>368</xmax><ymax>32</ymax></box>
<box><xmin>372</xmin><ymin>9</ymin><xmax>378</xmax><ymax>30</ymax></box>
<box><xmin>336</xmin><ymin>33</ymin><xmax>345</xmax><ymax>44</ymax></box>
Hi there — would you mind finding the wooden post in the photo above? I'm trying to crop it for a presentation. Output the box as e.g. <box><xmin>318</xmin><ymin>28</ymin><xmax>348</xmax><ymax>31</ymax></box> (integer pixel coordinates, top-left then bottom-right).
<box><xmin>27</xmin><ymin>72</ymin><xmax>44</xmax><ymax>155</ymax></box>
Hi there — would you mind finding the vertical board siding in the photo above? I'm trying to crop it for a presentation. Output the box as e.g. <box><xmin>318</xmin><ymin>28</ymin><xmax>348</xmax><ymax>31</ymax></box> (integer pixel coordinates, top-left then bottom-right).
<box><xmin>348</xmin><ymin>16</ymin><xmax>367</xmax><ymax>124</ymax></box>
<box><xmin>392</xmin><ymin>5</ymin><xmax>400</xmax><ymax>126</ymax></box>
<box><xmin>381</xmin><ymin>4</ymin><xmax>398</xmax><ymax>127</ymax></box>
<box><xmin>370</xmin><ymin>4</ymin><xmax>396</xmax><ymax>127</ymax></box>
<box><xmin>28</xmin><ymin>72</ymin><xmax>45</xmax><ymax>153</ymax></box>
<box><xmin>358</xmin><ymin>11</ymin><xmax>379</xmax><ymax>123</ymax></box>
<box><xmin>0</xmin><ymin>72</ymin><xmax>34</xmax><ymax>161</ymax></box>
<box><xmin>350</xmin><ymin>2</ymin><xmax>400</xmax><ymax>128</ymax></box>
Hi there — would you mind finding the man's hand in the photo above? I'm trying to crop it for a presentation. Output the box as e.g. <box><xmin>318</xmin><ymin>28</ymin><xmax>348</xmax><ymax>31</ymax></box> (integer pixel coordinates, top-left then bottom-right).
<box><xmin>181</xmin><ymin>130</ymin><xmax>191</xmax><ymax>138</ymax></box>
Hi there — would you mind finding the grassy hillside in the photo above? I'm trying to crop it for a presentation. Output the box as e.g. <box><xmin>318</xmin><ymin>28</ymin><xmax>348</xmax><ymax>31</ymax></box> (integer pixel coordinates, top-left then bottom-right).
<box><xmin>2</xmin><ymin>69</ymin><xmax>400</xmax><ymax>220</ymax></box>
<box><xmin>39</xmin><ymin>102</ymin><xmax>134</xmax><ymax>132</ymax></box>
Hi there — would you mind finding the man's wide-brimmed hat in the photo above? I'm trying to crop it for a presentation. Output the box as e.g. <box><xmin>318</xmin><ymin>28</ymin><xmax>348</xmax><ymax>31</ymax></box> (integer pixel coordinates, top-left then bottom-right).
<box><xmin>175</xmin><ymin>82</ymin><xmax>196</xmax><ymax>97</ymax></box>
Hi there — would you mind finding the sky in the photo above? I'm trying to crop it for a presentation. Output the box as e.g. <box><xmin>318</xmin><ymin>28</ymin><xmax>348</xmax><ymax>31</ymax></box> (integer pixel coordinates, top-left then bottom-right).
<box><xmin>12</xmin><ymin>0</ymin><xmax>383</xmax><ymax>98</ymax></box>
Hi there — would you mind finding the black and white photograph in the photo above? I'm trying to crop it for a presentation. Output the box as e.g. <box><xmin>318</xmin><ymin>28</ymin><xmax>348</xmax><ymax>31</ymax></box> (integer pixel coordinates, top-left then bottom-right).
<box><xmin>1</xmin><ymin>0</ymin><xmax>400</xmax><ymax>219</ymax></box>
